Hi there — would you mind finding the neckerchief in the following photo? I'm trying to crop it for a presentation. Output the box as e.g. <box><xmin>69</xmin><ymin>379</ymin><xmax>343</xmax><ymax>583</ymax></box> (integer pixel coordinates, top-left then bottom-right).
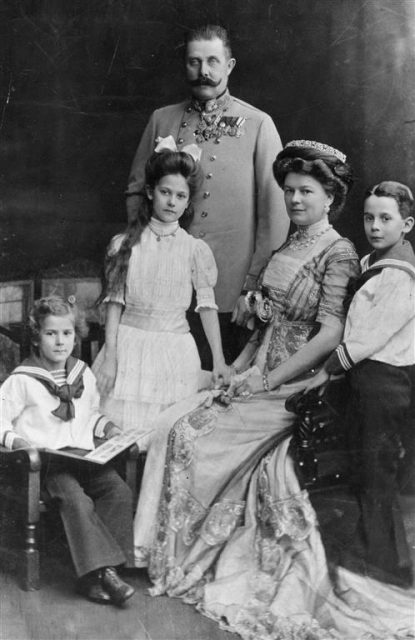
<box><xmin>11</xmin><ymin>355</ymin><xmax>87</xmax><ymax>422</ymax></box>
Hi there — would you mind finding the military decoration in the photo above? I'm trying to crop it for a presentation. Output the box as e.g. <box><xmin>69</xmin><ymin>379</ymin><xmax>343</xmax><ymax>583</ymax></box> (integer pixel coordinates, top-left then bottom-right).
<box><xmin>194</xmin><ymin>115</ymin><xmax>246</xmax><ymax>144</ymax></box>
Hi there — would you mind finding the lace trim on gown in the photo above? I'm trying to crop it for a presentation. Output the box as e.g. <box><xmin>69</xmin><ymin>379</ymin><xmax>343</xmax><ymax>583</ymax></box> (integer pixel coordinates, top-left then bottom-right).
<box><xmin>200</xmin><ymin>499</ymin><xmax>246</xmax><ymax>546</ymax></box>
<box><xmin>169</xmin><ymin>405</ymin><xmax>218</xmax><ymax>471</ymax></box>
<box><xmin>257</xmin><ymin>450</ymin><xmax>316</xmax><ymax>541</ymax></box>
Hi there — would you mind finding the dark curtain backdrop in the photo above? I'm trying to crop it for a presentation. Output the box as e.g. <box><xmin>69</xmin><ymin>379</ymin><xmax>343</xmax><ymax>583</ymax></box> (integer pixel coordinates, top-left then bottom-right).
<box><xmin>1</xmin><ymin>0</ymin><xmax>414</xmax><ymax>278</ymax></box>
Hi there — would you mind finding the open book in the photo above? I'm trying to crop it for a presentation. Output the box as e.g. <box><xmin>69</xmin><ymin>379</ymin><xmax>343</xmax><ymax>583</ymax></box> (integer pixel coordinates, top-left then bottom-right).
<box><xmin>40</xmin><ymin>431</ymin><xmax>143</xmax><ymax>465</ymax></box>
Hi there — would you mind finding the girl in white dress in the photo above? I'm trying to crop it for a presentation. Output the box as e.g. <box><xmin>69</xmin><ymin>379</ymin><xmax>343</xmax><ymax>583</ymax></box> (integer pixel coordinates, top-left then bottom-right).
<box><xmin>93</xmin><ymin>138</ymin><xmax>229</xmax><ymax>449</ymax></box>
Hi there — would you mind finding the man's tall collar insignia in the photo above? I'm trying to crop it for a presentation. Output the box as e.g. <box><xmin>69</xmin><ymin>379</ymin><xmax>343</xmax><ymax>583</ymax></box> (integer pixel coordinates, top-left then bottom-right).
<box><xmin>190</xmin><ymin>90</ymin><xmax>231</xmax><ymax>114</ymax></box>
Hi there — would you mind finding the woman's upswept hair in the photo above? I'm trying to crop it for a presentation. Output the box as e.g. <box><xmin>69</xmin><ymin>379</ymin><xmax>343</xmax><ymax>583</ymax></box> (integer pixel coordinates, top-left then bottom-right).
<box><xmin>273</xmin><ymin>144</ymin><xmax>354</xmax><ymax>220</ymax></box>
<box><xmin>102</xmin><ymin>150</ymin><xmax>203</xmax><ymax>299</ymax></box>
<box><xmin>29</xmin><ymin>296</ymin><xmax>87</xmax><ymax>354</ymax></box>
<box><xmin>365</xmin><ymin>181</ymin><xmax>414</xmax><ymax>219</ymax></box>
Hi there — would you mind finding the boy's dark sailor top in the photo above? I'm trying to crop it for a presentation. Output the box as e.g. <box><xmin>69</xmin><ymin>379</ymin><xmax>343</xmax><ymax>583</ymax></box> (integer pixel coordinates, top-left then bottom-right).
<box><xmin>326</xmin><ymin>240</ymin><xmax>415</xmax><ymax>374</ymax></box>
<box><xmin>127</xmin><ymin>91</ymin><xmax>289</xmax><ymax>312</ymax></box>
<box><xmin>0</xmin><ymin>356</ymin><xmax>113</xmax><ymax>450</ymax></box>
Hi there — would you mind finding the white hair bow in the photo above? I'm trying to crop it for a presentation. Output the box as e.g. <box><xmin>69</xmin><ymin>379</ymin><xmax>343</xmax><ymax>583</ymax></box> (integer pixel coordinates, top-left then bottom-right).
<box><xmin>154</xmin><ymin>135</ymin><xmax>202</xmax><ymax>162</ymax></box>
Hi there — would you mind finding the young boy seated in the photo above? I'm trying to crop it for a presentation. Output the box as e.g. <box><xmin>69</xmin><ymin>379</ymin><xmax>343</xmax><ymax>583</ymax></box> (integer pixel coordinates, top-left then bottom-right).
<box><xmin>0</xmin><ymin>296</ymin><xmax>136</xmax><ymax>605</ymax></box>
<box><xmin>306</xmin><ymin>181</ymin><xmax>415</xmax><ymax>587</ymax></box>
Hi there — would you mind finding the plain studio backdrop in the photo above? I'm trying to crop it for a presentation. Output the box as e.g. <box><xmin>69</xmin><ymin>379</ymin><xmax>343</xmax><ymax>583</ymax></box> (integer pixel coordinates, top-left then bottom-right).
<box><xmin>0</xmin><ymin>0</ymin><xmax>414</xmax><ymax>279</ymax></box>
<box><xmin>0</xmin><ymin>3</ymin><xmax>414</xmax><ymax>639</ymax></box>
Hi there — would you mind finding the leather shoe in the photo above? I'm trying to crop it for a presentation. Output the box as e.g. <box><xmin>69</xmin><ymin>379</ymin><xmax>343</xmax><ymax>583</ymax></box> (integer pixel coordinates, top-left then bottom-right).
<box><xmin>77</xmin><ymin>574</ymin><xmax>111</xmax><ymax>605</ymax></box>
<box><xmin>100</xmin><ymin>567</ymin><xmax>135</xmax><ymax>605</ymax></box>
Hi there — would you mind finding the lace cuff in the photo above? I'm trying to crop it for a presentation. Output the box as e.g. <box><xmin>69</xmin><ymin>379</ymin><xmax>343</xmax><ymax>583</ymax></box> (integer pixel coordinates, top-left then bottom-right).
<box><xmin>101</xmin><ymin>291</ymin><xmax>125</xmax><ymax>306</ymax></box>
<box><xmin>195</xmin><ymin>287</ymin><xmax>218</xmax><ymax>312</ymax></box>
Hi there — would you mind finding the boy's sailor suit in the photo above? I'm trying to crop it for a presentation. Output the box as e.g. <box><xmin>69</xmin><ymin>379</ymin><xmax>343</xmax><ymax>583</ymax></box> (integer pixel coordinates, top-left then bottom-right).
<box><xmin>0</xmin><ymin>356</ymin><xmax>134</xmax><ymax>577</ymax></box>
<box><xmin>324</xmin><ymin>240</ymin><xmax>415</xmax><ymax>585</ymax></box>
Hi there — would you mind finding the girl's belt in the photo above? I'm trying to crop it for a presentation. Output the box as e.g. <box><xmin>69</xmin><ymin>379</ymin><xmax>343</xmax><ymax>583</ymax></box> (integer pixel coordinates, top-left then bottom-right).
<box><xmin>120</xmin><ymin>308</ymin><xmax>189</xmax><ymax>334</ymax></box>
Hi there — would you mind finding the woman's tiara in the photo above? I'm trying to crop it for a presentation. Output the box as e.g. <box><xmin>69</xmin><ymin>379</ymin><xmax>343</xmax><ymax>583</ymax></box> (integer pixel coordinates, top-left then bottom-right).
<box><xmin>285</xmin><ymin>140</ymin><xmax>346</xmax><ymax>163</ymax></box>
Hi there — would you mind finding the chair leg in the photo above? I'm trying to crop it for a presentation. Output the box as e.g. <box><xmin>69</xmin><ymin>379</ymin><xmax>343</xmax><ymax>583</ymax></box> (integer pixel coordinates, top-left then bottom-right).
<box><xmin>21</xmin><ymin>522</ymin><xmax>40</xmax><ymax>590</ymax></box>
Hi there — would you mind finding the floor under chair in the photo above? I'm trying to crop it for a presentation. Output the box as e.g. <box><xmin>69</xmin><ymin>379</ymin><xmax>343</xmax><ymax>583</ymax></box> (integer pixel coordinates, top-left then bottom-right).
<box><xmin>0</xmin><ymin>487</ymin><xmax>414</xmax><ymax>640</ymax></box>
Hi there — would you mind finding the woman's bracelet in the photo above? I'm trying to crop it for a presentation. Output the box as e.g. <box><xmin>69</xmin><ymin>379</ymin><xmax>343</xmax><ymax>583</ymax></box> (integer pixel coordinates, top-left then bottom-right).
<box><xmin>262</xmin><ymin>372</ymin><xmax>270</xmax><ymax>392</ymax></box>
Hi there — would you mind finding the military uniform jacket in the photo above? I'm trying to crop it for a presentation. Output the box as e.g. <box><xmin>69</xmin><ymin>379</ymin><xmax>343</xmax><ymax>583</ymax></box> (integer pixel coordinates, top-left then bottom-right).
<box><xmin>127</xmin><ymin>92</ymin><xmax>289</xmax><ymax>312</ymax></box>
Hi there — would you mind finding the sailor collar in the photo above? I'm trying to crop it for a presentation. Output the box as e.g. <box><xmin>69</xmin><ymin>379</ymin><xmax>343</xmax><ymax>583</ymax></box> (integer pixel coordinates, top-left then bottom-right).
<box><xmin>12</xmin><ymin>355</ymin><xmax>87</xmax><ymax>421</ymax></box>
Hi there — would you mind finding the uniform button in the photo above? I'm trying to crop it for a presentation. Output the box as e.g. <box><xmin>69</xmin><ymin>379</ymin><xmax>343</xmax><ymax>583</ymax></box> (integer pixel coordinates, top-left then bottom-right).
<box><xmin>199</xmin><ymin>231</ymin><xmax>206</xmax><ymax>238</ymax></box>
<box><xmin>201</xmin><ymin>211</ymin><xmax>208</xmax><ymax>218</ymax></box>
<box><xmin>186</xmin><ymin>106</ymin><xmax>192</xmax><ymax>113</ymax></box>
<box><xmin>203</xmin><ymin>191</ymin><xmax>210</xmax><ymax>198</ymax></box>
<box><xmin>206</xmin><ymin>173</ymin><xmax>213</xmax><ymax>179</ymax></box>
<box><xmin>210</xmin><ymin>155</ymin><xmax>216</xmax><ymax>161</ymax></box>
<box><xmin>181</xmin><ymin>122</ymin><xmax>188</xmax><ymax>127</ymax></box>
<box><xmin>177</xmin><ymin>138</ymin><xmax>184</xmax><ymax>144</ymax></box>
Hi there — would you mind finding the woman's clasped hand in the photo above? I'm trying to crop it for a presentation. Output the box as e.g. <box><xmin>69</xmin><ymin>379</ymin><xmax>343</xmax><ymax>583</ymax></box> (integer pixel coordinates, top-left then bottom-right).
<box><xmin>214</xmin><ymin>365</ymin><xmax>263</xmax><ymax>402</ymax></box>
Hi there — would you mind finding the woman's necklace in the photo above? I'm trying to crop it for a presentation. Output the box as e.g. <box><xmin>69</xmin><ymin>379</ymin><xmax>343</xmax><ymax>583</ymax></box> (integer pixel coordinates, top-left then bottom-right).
<box><xmin>148</xmin><ymin>219</ymin><xmax>179</xmax><ymax>242</ymax></box>
<box><xmin>286</xmin><ymin>224</ymin><xmax>332</xmax><ymax>251</ymax></box>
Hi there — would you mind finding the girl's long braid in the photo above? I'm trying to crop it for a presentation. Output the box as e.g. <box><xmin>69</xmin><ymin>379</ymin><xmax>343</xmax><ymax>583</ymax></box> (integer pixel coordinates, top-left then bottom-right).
<box><xmin>100</xmin><ymin>198</ymin><xmax>151</xmax><ymax>302</ymax></box>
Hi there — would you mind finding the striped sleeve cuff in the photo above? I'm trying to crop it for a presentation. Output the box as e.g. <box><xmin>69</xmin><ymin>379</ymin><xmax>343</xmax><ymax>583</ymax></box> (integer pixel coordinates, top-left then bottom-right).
<box><xmin>325</xmin><ymin>343</ymin><xmax>355</xmax><ymax>374</ymax></box>
<box><xmin>93</xmin><ymin>416</ymin><xmax>112</xmax><ymax>438</ymax></box>
<box><xmin>3</xmin><ymin>431</ymin><xmax>18</xmax><ymax>450</ymax></box>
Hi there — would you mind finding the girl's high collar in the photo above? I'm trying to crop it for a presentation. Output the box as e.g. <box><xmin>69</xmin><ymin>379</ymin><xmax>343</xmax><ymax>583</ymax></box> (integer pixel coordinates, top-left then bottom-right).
<box><xmin>149</xmin><ymin>217</ymin><xmax>180</xmax><ymax>235</ymax></box>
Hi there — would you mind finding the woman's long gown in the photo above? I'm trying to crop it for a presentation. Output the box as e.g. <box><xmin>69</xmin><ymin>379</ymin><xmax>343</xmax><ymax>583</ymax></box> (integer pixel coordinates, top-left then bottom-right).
<box><xmin>134</xmin><ymin>229</ymin><xmax>414</xmax><ymax>639</ymax></box>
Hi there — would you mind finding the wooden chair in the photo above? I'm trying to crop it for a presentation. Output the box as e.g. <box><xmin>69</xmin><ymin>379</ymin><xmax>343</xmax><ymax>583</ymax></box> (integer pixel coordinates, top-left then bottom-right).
<box><xmin>0</xmin><ymin>443</ymin><xmax>139</xmax><ymax>591</ymax></box>
<box><xmin>287</xmin><ymin>379</ymin><xmax>350</xmax><ymax>491</ymax></box>
<box><xmin>0</xmin><ymin>268</ymin><xmax>141</xmax><ymax>590</ymax></box>
<box><xmin>0</xmin><ymin>280</ymin><xmax>34</xmax><ymax>381</ymax></box>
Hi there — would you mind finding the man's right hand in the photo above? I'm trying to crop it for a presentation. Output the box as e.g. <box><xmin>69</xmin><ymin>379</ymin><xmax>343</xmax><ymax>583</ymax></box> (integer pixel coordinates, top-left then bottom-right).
<box><xmin>96</xmin><ymin>357</ymin><xmax>117</xmax><ymax>396</ymax></box>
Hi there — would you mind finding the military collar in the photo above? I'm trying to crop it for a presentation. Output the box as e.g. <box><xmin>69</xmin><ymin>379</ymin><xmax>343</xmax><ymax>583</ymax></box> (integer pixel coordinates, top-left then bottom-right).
<box><xmin>190</xmin><ymin>89</ymin><xmax>231</xmax><ymax>114</ymax></box>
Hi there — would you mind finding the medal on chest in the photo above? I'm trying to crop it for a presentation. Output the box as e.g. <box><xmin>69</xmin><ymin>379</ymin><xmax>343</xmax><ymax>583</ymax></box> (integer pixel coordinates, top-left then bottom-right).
<box><xmin>194</xmin><ymin>114</ymin><xmax>246</xmax><ymax>144</ymax></box>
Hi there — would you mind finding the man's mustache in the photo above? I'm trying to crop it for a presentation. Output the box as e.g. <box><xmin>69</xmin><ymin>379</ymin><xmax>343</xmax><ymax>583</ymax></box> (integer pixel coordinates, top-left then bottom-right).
<box><xmin>189</xmin><ymin>78</ymin><xmax>221</xmax><ymax>87</ymax></box>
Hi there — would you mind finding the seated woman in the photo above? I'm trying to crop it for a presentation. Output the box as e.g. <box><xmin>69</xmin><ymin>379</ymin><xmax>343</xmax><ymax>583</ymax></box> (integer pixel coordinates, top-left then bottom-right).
<box><xmin>133</xmin><ymin>141</ymin><xmax>414</xmax><ymax>638</ymax></box>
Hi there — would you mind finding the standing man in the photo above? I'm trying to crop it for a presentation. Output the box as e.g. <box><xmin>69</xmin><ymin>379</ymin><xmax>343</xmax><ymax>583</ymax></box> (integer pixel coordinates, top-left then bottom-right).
<box><xmin>126</xmin><ymin>25</ymin><xmax>289</xmax><ymax>366</ymax></box>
